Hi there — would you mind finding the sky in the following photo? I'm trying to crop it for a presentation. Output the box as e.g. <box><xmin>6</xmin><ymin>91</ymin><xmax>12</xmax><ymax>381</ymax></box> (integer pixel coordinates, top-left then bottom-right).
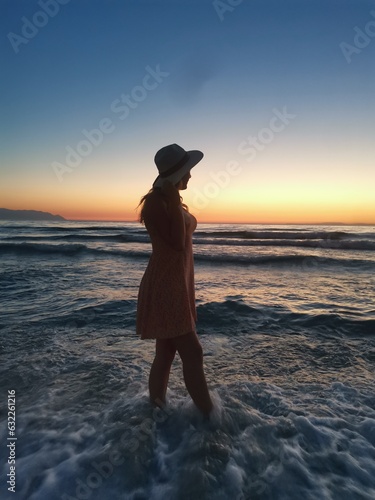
<box><xmin>1</xmin><ymin>0</ymin><xmax>374</xmax><ymax>224</ymax></box>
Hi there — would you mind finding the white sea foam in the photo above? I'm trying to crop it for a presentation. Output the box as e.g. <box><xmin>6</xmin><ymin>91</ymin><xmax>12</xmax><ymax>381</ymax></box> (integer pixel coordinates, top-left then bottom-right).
<box><xmin>1</xmin><ymin>377</ymin><xmax>375</xmax><ymax>500</ymax></box>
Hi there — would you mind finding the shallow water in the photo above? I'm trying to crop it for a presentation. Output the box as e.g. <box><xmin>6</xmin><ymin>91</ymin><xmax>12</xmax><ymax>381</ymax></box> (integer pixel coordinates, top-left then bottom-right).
<box><xmin>0</xmin><ymin>221</ymin><xmax>374</xmax><ymax>499</ymax></box>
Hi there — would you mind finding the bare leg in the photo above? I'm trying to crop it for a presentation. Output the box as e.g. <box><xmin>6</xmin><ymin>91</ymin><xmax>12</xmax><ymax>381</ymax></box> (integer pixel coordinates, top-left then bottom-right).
<box><xmin>149</xmin><ymin>339</ymin><xmax>176</xmax><ymax>406</ymax></box>
<box><xmin>171</xmin><ymin>331</ymin><xmax>213</xmax><ymax>417</ymax></box>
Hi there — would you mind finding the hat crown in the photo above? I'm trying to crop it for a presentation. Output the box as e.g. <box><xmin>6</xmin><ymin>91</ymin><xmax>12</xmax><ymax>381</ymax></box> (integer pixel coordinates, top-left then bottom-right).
<box><xmin>152</xmin><ymin>144</ymin><xmax>203</xmax><ymax>188</ymax></box>
<box><xmin>154</xmin><ymin>144</ymin><xmax>187</xmax><ymax>174</ymax></box>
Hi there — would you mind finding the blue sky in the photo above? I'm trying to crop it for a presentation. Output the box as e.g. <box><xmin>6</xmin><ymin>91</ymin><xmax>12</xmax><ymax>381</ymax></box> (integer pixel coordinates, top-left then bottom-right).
<box><xmin>1</xmin><ymin>0</ymin><xmax>374</xmax><ymax>222</ymax></box>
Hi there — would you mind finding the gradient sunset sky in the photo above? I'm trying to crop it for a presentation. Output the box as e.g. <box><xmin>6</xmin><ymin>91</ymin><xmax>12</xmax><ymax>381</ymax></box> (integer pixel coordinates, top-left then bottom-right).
<box><xmin>1</xmin><ymin>0</ymin><xmax>374</xmax><ymax>224</ymax></box>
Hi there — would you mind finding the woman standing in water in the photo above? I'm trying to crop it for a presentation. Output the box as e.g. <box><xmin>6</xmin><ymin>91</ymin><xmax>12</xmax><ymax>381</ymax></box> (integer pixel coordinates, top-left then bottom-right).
<box><xmin>136</xmin><ymin>143</ymin><xmax>213</xmax><ymax>418</ymax></box>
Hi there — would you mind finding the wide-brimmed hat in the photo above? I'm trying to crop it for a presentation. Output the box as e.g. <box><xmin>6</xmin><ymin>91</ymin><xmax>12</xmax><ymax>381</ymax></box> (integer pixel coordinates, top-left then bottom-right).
<box><xmin>153</xmin><ymin>143</ymin><xmax>203</xmax><ymax>188</ymax></box>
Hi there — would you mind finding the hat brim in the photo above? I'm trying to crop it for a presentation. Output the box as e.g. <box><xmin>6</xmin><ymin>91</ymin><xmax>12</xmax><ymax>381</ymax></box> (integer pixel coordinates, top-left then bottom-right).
<box><xmin>153</xmin><ymin>150</ymin><xmax>204</xmax><ymax>188</ymax></box>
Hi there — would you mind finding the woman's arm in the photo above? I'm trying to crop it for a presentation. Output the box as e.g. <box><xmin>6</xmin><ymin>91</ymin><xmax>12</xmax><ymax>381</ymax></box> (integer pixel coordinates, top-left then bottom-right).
<box><xmin>143</xmin><ymin>184</ymin><xmax>186</xmax><ymax>251</ymax></box>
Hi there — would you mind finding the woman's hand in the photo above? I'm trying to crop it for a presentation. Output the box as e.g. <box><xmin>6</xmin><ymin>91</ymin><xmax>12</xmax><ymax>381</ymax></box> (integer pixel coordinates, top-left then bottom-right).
<box><xmin>161</xmin><ymin>180</ymin><xmax>181</xmax><ymax>207</ymax></box>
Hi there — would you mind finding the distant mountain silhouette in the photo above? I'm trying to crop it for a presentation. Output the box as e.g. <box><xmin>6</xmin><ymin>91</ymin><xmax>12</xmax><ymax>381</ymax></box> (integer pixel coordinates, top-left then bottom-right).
<box><xmin>0</xmin><ymin>208</ymin><xmax>66</xmax><ymax>221</ymax></box>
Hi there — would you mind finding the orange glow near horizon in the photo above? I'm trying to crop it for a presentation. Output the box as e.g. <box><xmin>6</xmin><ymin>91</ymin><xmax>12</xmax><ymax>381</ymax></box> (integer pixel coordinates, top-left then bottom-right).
<box><xmin>2</xmin><ymin>172</ymin><xmax>375</xmax><ymax>225</ymax></box>
<box><xmin>2</xmin><ymin>194</ymin><xmax>375</xmax><ymax>225</ymax></box>
<box><xmin>2</xmin><ymin>203</ymin><xmax>373</xmax><ymax>225</ymax></box>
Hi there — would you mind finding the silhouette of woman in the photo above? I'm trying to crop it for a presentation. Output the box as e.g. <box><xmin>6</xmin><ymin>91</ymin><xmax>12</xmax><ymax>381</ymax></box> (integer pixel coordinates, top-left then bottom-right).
<box><xmin>136</xmin><ymin>144</ymin><xmax>213</xmax><ymax>417</ymax></box>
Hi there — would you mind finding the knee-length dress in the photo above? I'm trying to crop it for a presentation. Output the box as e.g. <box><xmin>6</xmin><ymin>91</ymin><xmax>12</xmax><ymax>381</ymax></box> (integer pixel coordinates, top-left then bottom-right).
<box><xmin>136</xmin><ymin>208</ymin><xmax>197</xmax><ymax>339</ymax></box>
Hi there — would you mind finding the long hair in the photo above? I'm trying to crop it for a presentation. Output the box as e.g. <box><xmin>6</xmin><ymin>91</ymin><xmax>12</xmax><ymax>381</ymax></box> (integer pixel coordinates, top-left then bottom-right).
<box><xmin>137</xmin><ymin>187</ymin><xmax>189</xmax><ymax>224</ymax></box>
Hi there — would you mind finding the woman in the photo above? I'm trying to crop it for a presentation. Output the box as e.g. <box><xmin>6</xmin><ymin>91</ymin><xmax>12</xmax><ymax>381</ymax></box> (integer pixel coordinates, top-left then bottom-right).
<box><xmin>136</xmin><ymin>143</ymin><xmax>213</xmax><ymax>418</ymax></box>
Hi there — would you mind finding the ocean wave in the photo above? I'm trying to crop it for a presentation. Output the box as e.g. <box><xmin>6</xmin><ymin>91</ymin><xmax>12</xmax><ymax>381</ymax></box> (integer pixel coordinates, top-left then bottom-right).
<box><xmin>0</xmin><ymin>242</ymin><xmax>149</xmax><ymax>259</ymax></box>
<box><xmin>3</xmin><ymin>234</ymin><xmax>375</xmax><ymax>250</ymax></box>
<box><xmin>194</xmin><ymin>237</ymin><xmax>375</xmax><ymax>251</ymax></box>
<box><xmin>1</xmin><ymin>242</ymin><xmax>373</xmax><ymax>269</ymax></box>
<box><xmin>3</xmin><ymin>233</ymin><xmax>149</xmax><ymax>243</ymax></box>
<box><xmin>194</xmin><ymin>230</ymin><xmax>352</xmax><ymax>240</ymax></box>
<box><xmin>196</xmin><ymin>299</ymin><xmax>375</xmax><ymax>336</ymax></box>
<box><xmin>194</xmin><ymin>253</ymin><xmax>374</xmax><ymax>269</ymax></box>
<box><xmin>48</xmin><ymin>299</ymin><xmax>137</xmax><ymax>329</ymax></box>
<box><xmin>19</xmin><ymin>297</ymin><xmax>375</xmax><ymax>338</ymax></box>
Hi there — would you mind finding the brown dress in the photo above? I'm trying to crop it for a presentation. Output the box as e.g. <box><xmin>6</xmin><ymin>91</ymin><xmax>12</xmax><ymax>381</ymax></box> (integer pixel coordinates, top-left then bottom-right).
<box><xmin>136</xmin><ymin>208</ymin><xmax>197</xmax><ymax>339</ymax></box>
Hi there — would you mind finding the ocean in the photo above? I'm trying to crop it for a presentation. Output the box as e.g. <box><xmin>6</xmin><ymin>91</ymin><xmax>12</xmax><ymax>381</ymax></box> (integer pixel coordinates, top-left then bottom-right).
<box><xmin>0</xmin><ymin>221</ymin><xmax>374</xmax><ymax>500</ymax></box>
